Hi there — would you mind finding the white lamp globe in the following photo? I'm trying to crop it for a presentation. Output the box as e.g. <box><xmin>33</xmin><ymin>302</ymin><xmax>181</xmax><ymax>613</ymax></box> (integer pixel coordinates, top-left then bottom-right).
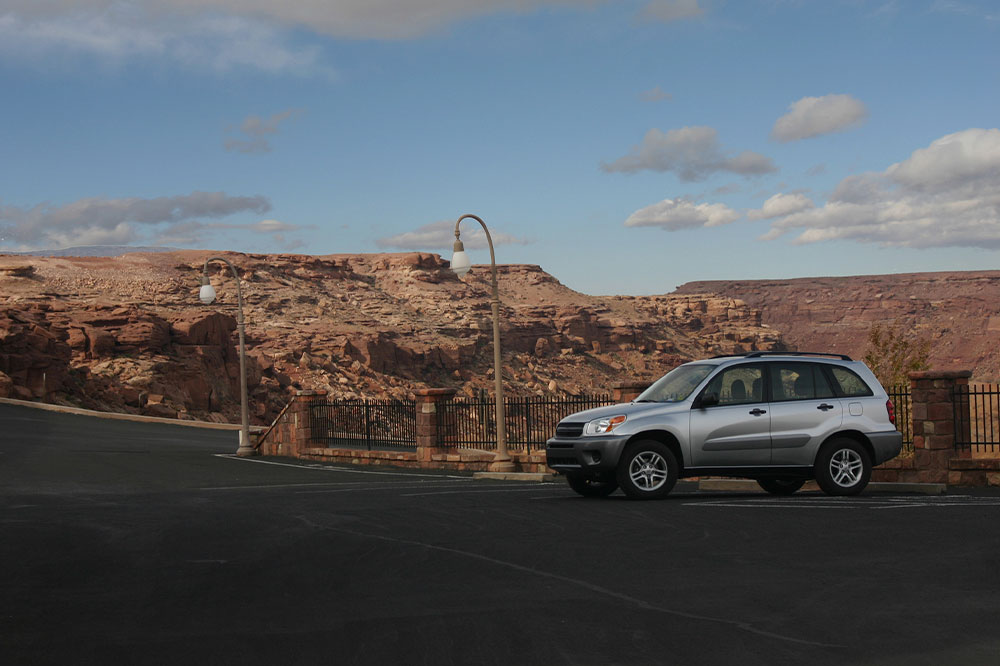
<box><xmin>450</xmin><ymin>240</ymin><xmax>471</xmax><ymax>277</ymax></box>
<box><xmin>199</xmin><ymin>282</ymin><xmax>217</xmax><ymax>305</ymax></box>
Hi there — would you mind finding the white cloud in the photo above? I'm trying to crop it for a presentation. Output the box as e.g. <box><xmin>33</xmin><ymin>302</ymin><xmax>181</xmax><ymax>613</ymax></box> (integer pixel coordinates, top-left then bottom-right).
<box><xmin>748</xmin><ymin>193</ymin><xmax>814</xmax><ymax>220</ymax></box>
<box><xmin>638</xmin><ymin>0</ymin><xmax>704</xmax><ymax>23</ymax></box>
<box><xmin>639</xmin><ymin>85</ymin><xmax>672</xmax><ymax>102</ymax></box>
<box><xmin>376</xmin><ymin>220</ymin><xmax>530</xmax><ymax>251</ymax></box>
<box><xmin>149</xmin><ymin>218</ymin><xmax>304</xmax><ymax>248</ymax></box>
<box><xmin>886</xmin><ymin>127</ymin><xmax>1000</xmax><ymax>192</ymax></box>
<box><xmin>761</xmin><ymin>128</ymin><xmax>1000</xmax><ymax>249</ymax></box>
<box><xmin>253</xmin><ymin>219</ymin><xmax>298</xmax><ymax>233</ymax></box>
<box><xmin>624</xmin><ymin>198</ymin><xmax>740</xmax><ymax>231</ymax></box>
<box><xmin>225</xmin><ymin>109</ymin><xmax>303</xmax><ymax>154</ymax></box>
<box><xmin>0</xmin><ymin>191</ymin><xmax>271</xmax><ymax>250</ymax></box>
<box><xmin>602</xmin><ymin>126</ymin><xmax>778</xmax><ymax>181</ymax></box>
<box><xmin>0</xmin><ymin>5</ymin><xmax>329</xmax><ymax>75</ymax></box>
<box><xmin>1</xmin><ymin>1</ymin><xmax>609</xmax><ymax>43</ymax></box>
<box><xmin>771</xmin><ymin>94</ymin><xmax>869</xmax><ymax>142</ymax></box>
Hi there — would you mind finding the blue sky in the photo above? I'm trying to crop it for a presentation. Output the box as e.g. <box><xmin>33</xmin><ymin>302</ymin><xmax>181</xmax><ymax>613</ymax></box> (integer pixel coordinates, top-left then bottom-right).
<box><xmin>1</xmin><ymin>0</ymin><xmax>998</xmax><ymax>295</ymax></box>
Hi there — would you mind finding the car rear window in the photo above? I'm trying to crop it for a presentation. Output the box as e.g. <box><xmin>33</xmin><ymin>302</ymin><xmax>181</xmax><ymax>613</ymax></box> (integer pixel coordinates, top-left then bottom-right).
<box><xmin>829</xmin><ymin>366</ymin><xmax>874</xmax><ymax>397</ymax></box>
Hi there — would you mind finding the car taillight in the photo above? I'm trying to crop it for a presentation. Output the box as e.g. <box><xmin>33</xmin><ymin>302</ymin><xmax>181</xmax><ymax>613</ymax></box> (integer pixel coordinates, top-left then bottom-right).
<box><xmin>886</xmin><ymin>398</ymin><xmax>896</xmax><ymax>426</ymax></box>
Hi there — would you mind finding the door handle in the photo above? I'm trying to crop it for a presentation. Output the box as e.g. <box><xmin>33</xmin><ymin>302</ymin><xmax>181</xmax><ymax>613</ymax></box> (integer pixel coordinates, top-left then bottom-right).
<box><xmin>749</xmin><ymin>408</ymin><xmax>767</xmax><ymax>416</ymax></box>
<box><xmin>817</xmin><ymin>403</ymin><xmax>835</xmax><ymax>411</ymax></box>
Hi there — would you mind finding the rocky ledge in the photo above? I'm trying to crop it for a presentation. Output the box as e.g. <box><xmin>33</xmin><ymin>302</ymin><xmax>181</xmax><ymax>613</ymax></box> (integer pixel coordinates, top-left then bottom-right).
<box><xmin>0</xmin><ymin>251</ymin><xmax>781</xmax><ymax>425</ymax></box>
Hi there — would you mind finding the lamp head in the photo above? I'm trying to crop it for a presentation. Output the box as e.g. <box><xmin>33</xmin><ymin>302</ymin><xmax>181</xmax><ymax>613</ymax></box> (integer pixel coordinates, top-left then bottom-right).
<box><xmin>199</xmin><ymin>275</ymin><xmax>217</xmax><ymax>305</ymax></box>
<box><xmin>450</xmin><ymin>238</ymin><xmax>471</xmax><ymax>277</ymax></box>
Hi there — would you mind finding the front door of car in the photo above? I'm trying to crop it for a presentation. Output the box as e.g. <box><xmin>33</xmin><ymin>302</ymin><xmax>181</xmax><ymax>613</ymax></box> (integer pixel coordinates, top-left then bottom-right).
<box><xmin>767</xmin><ymin>362</ymin><xmax>844</xmax><ymax>465</ymax></box>
<box><xmin>689</xmin><ymin>363</ymin><xmax>771</xmax><ymax>467</ymax></box>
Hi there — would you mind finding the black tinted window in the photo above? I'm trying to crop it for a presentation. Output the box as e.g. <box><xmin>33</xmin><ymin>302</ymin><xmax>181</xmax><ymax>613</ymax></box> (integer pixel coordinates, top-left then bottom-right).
<box><xmin>770</xmin><ymin>362</ymin><xmax>836</xmax><ymax>401</ymax></box>
<box><xmin>830</xmin><ymin>367</ymin><xmax>874</xmax><ymax>397</ymax></box>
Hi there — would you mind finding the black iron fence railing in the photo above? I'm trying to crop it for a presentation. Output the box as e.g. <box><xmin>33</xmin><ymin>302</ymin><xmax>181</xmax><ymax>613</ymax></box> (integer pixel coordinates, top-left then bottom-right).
<box><xmin>311</xmin><ymin>400</ymin><xmax>416</xmax><ymax>451</ymax></box>
<box><xmin>953</xmin><ymin>384</ymin><xmax>1000</xmax><ymax>454</ymax></box>
<box><xmin>886</xmin><ymin>385</ymin><xmax>913</xmax><ymax>453</ymax></box>
<box><xmin>439</xmin><ymin>393</ymin><xmax>617</xmax><ymax>451</ymax></box>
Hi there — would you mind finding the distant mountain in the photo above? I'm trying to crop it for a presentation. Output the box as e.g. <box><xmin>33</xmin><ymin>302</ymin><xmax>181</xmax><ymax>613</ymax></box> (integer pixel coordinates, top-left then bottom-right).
<box><xmin>8</xmin><ymin>246</ymin><xmax>178</xmax><ymax>258</ymax></box>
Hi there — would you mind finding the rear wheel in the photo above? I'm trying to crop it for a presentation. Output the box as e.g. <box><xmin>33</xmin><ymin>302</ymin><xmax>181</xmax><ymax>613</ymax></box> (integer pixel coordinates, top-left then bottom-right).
<box><xmin>616</xmin><ymin>440</ymin><xmax>678</xmax><ymax>500</ymax></box>
<box><xmin>815</xmin><ymin>438</ymin><xmax>872</xmax><ymax>496</ymax></box>
<box><xmin>756</xmin><ymin>478</ymin><xmax>805</xmax><ymax>495</ymax></box>
<box><xmin>566</xmin><ymin>474</ymin><xmax>618</xmax><ymax>498</ymax></box>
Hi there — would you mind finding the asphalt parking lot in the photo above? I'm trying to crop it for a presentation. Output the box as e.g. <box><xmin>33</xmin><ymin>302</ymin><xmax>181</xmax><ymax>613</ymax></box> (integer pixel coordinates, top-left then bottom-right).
<box><xmin>2</xmin><ymin>402</ymin><xmax>1000</xmax><ymax>665</ymax></box>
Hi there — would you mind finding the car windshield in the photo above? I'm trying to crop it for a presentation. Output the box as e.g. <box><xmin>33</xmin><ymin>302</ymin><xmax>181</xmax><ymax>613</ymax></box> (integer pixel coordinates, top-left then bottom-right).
<box><xmin>635</xmin><ymin>364</ymin><xmax>715</xmax><ymax>403</ymax></box>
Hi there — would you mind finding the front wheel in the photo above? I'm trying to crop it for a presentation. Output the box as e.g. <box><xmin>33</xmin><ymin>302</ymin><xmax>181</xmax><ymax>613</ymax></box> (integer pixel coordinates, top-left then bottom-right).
<box><xmin>815</xmin><ymin>438</ymin><xmax>872</xmax><ymax>496</ymax></box>
<box><xmin>566</xmin><ymin>474</ymin><xmax>618</xmax><ymax>498</ymax></box>
<box><xmin>617</xmin><ymin>440</ymin><xmax>678</xmax><ymax>500</ymax></box>
<box><xmin>757</xmin><ymin>478</ymin><xmax>805</xmax><ymax>495</ymax></box>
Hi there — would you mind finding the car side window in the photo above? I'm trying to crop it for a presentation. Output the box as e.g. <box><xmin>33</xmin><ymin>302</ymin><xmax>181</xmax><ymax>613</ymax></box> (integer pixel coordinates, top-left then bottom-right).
<box><xmin>770</xmin><ymin>362</ymin><xmax>836</xmax><ymax>402</ymax></box>
<box><xmin>703</xmin><ymin>365</ymin><xmax>764</xmax><ymax>406</ymax></box>
<box><xmin>829</xmin><ymin>366</ymin><xmax>874</xmax><ymax>397</ymax></box>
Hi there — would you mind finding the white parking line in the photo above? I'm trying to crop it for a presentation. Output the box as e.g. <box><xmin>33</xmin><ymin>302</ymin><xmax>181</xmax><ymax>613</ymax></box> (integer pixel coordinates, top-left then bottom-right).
<box><xmin>212</xmin><ymin>454</ymin><xmax>468</xmax><ymax>479</ymax></box>
<box><xmin>294</xmin><ymin>483</ymin><xmax>482</xmax><ymax>495</ymax></box>
<box><xmin>400</xmin><ymin>486</ymin><xmax>562</xmax><ymax>497</ymax></box>
<box><xmin>685</xmin><ymin>496</ymin><xmax>1000</xmax><ymax>509</ymax></box>
<box><xmin>200</xmin><ymin>480</ymin><xmax>469</xmax><ymax>491</ymax></box>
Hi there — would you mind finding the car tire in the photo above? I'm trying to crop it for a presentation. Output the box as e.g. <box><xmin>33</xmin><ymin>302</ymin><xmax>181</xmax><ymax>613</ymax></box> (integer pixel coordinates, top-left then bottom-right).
<box><xmin>566</xmin><ymin>474</ymin><xmax>619</xmax><ymax>498</ymax></box>
<box><xmin>616</xmin><ymin>440</ymin><xmax>678</xmax><ymax>500</ymax></box>
<box><xmin>814</xmin><ymin>438</ymin><xmax>872</xmax><ymax>496</ymax></box>
<box><xmin>756</xmin><ymin>478</ymin><xmax>805</xmax><ymax>495</ymax></box>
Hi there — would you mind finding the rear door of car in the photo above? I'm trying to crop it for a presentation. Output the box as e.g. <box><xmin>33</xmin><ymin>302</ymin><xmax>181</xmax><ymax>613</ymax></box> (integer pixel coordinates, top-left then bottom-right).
<box><xmin>767</xmin><ymin>361</ymin><xmax>843</xmax><ymax>465</ymax></box>
<box><xmin>689</xmin><ymin>363</ymin><xmax>771</xmax><ymax>466</ymax></box>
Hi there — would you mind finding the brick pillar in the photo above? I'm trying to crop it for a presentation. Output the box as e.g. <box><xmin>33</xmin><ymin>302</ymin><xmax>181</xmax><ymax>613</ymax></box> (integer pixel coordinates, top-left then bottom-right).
<box><xmin>414</xmin><ymin>388</ymin><xmax>457</xmax><ymax>463</ymax></box>
<box><xmin>909</xmin><ymin>370</ymin><xmax>971</xmax><ymax>483</ymax></box>
<box><xmin>290</xmin><ymin>389</ymin><xmax>328</xmax><ymax>456</ymax></box>
<box><xmin>612</xmin><ymin>382</ymin><xmax>648</xmax><ymax>403</ymax></box>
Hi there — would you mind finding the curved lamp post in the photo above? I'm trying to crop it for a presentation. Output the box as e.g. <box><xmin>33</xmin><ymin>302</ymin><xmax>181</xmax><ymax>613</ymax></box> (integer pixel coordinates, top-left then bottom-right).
<box><xmin>199</xmin><ymin>256</ymin><xmax>255</xmax><ymax>457</ymax></box>
<box><xmin>451</xmin><ymin>214</ymin><xmax>515</xmax><ymax>473</ymax></box>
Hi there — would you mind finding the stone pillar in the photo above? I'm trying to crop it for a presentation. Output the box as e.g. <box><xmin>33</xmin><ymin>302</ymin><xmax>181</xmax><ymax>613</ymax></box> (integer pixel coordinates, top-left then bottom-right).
<box><xmin>255</xmin><ymin>390</ymin><xmax>328</xmax><ymax>457</ymax></box>
<box><xmin>289</xmin><ymin>389</ymin><xmax>328</xmax><ymax>456</ymax></box>
<box><xmin>909</xmin><ymin>370</ymin><xmax>971</xmax><ymax>482</ymax></box>
<box><xmin>414</xmin><ymin>388</ymin><xmax>457</xmax><ymax>463</ymax></box>
<box><xmin>612</xmin><ymin>382</ymin><xmax>648</xmax><ymax>403</ymax></box>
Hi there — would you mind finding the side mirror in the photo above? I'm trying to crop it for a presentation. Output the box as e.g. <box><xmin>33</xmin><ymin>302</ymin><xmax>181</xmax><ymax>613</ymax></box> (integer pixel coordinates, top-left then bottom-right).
<box><xmin>696</xmin><ymin>392</ymin><xmax>719</xmax><ymax>409</ymax></box>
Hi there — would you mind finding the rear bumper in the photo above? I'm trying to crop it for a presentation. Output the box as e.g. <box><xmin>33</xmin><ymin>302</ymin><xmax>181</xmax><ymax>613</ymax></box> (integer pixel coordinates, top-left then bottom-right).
<box><xmin>869</xmin><ymin>430</ymin><xmax>904</xmax><ymax>465</ymax></box>
<box><xmin>545</xmin><ymin>434</ymin><xmax>631</xmax><ymax>476</ymax></box>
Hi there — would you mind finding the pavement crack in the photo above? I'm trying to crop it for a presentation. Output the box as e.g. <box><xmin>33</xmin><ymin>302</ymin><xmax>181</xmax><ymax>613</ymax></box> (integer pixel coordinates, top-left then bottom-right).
<box><xmin>295</xmin><ymin>516</ymin><xmax>845</xmax><ymax>650</ymax></box>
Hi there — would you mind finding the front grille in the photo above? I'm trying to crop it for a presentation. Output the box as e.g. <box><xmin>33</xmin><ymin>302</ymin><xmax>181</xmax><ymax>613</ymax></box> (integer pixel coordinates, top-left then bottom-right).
<box><xmin>555</xmin><ymin>422</ymin><xmax>585</xmax><ymax>438</ymax></box>
<box><xmin>547</xmin><ymin>456</ymin><xmax>580</xmax><ymax>467</ymax></box>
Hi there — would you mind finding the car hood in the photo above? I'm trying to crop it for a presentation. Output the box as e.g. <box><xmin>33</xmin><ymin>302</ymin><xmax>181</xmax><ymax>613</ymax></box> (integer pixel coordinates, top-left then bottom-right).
<box><xmin>559</xmin><ymin>401</ymin><xmax>688</xmax><ymax>423</ymax></box>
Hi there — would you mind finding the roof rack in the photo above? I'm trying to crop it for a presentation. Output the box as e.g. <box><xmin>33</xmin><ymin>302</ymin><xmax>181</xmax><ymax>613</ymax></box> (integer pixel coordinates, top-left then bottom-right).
<box><xmin>711</xmin><ymin>351</ymin><xmax>852</xmax><ymax>361</ymax></box>
<box><xmin>746</xmin><ymin>351</ymin><xmax>853</xmax><ymax>361</ymax></box>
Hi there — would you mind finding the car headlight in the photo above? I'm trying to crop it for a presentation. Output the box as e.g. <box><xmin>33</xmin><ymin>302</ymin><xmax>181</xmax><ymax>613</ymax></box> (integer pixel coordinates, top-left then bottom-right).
<box><xmin>584</xmin><ymin>414</ymin><xmax>626</xmax><ymax>435</ymax></box>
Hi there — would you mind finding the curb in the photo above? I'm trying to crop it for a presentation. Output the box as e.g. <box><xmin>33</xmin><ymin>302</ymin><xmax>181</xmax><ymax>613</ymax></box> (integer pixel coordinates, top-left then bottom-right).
<box><xmin>697</xmin><ymin>478</ymin><xmax>947</xmax><ymax>495</ymax></box>
<box><xmin>473</xmin><ymin>472</ymin><xmax>559</xmax><ymax>482</ymax></box>
<box><xmin>0</xmin><ymin>396</ymin><xmax>263</xmax><ymax>432</ymax></box>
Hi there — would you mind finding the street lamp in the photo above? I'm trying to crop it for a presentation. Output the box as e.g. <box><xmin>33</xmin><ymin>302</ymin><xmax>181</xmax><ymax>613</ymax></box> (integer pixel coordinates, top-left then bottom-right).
<box><xmin>199</xmin><ymin>256</ymin><xmax>255</xmax><ymax>457</ymax></box>
<box><xmin>451</xmin><ymin>214</ymin><xmax>516</xmax><ymax>473</ymax></box>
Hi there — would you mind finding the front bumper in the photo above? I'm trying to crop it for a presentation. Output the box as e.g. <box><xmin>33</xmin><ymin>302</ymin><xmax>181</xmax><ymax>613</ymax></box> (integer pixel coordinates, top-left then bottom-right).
<box><xmin>869</xmin><ymin>430</ymin><xmax>904</xmax><ymax>465</ymax></box>
<box><xmin>545</xmin><ymin>434</ymin><xmax>632</xmax><ymax>476</ymax></box>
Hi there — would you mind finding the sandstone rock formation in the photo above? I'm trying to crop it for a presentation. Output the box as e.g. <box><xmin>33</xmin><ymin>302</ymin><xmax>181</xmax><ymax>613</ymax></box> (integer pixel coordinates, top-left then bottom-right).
<box><xmin>0</xmin><ymin>251</ymin><xmax>782</xmax><ymax>424</ymax></box>
<box><xmin>676</xmin><ymin>272</ymin><xmax>1000</xmax><ymax>381</ymax></box>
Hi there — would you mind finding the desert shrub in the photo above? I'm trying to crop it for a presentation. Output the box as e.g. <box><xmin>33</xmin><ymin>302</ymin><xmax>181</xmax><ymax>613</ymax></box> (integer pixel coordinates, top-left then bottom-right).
<box><xmin>862</xmin><ymin>322</ymin><xmax>931</xmax><ymax>388</ymax></box>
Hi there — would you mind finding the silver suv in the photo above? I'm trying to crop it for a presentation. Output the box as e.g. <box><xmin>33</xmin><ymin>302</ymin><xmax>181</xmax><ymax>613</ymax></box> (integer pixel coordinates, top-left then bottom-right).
<box><xmin>546</xmin><ymin>352</ymin><xmax>903</xmax><ymax>499</ymax></box>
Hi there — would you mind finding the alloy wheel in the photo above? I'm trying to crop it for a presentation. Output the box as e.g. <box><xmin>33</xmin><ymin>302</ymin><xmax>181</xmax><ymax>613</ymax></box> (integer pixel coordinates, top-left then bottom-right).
<box><xmin>829</xmin><ymin>448</ymin><xmax>864</xmax><ymax>487</ymax></box>
<box><xmin>629</xmin><ymin>451</ymin><xmax>669</xmax><ymax>491</ymax></box>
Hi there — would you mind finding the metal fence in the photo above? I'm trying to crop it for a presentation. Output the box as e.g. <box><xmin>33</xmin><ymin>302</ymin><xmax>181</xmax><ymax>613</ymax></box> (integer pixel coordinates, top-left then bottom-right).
<box><xmin>310</xmin><ymin>399</ymin><xmax>416</xmax><ymax>451</ymax></box>
<box><xmin>953</xmin><ymin>384</ymin><xmax>1000</xmax><ymax>455</ymax></box>
<box><xmin>439</xmin><ymin>393</ymin><xmax>617</xmax><ymax>451</ymax></box>
<box><xmin>886</xmin><ymin>385</ymin><xmax>913</xmax><ymax>453</ymax></box>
